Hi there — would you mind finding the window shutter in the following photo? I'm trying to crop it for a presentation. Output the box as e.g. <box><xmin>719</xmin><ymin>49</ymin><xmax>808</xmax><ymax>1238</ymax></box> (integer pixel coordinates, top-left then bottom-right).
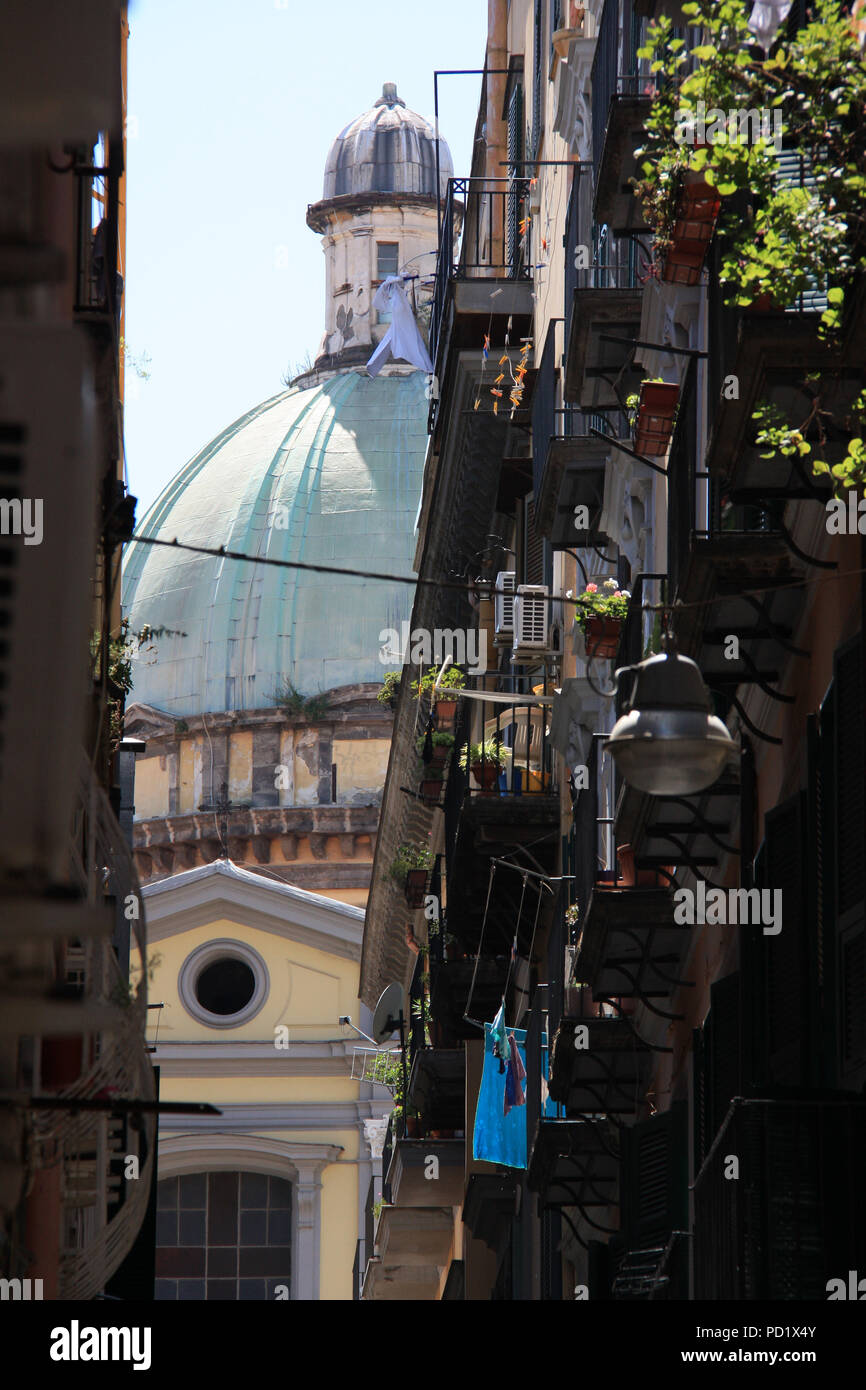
<box><xmin>533</xmin><ymin>0</ymin><xmax>544</xmax><ymax>159</ymax></box>
<box><xmin>707</xmin><ymin>972</ymin><xmax>740</xmax><ymax>1137</ymax></box>
<box><xmin>507</xmin><ymin>85</ymin><xmax>525</xmax><ymax>273</ymax></box>
<box><xmin>762</xmin><ymin>793</ymin><xmax>810</xmax><ymax>1085</ymax></box>
<box><xmin>524</xmin><ymin>498</ymin><xmax>546</xmax><ymax>587</ymax></box>
<box><xmin>834</xmin><ymin>635</ymin><xmax>866</xmax><ymax>1088</ymax></box>
<box><xmin>622</xmin><ymin>1103</ymin><xmax>687</xmax><ymax>1249</ymax></box>
<box><xmin>834</xmin><ymin>638</ymin><xmax>864</xmax><ymax>917</ymax></box>
<box><xmin>692</xmin><ymin>1026</ymin><xmax>709</xmax><ymax>1173</ymax></box>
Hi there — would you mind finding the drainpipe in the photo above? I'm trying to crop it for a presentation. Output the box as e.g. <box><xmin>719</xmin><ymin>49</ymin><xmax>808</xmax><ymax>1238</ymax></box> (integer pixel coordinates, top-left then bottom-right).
<box><xmin>487</xmin><ymin>0</ymin><xmax>508</xmax><ymax>183</ymax></box>
<box><xmin>487</xmin><ymin>0</ymin><xmax>508</xmax><ymax>264</ymax></box>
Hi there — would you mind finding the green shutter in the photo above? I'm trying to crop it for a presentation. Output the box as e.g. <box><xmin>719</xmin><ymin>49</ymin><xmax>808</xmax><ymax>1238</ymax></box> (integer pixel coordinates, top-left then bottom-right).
<box><xmin>775</xmin><ymin>149</ymin><xmax>828</xmax><ymax>313</ymax></box>
<box><xmin>762</xmin><ymin>793</ymin><xmax>810</xmax><ymax>1085</ymax></box>
<box><xmin>507</xmin><ymin>85</ymin><xmax>525</xmax><ymax>273</ymax></box>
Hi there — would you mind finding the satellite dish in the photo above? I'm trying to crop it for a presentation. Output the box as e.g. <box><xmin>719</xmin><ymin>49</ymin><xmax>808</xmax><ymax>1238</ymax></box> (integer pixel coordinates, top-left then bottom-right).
<box><xmin>372</xmin><ymin>982</ymin><xmax>405</xmax><ymax>1045</ymax></box>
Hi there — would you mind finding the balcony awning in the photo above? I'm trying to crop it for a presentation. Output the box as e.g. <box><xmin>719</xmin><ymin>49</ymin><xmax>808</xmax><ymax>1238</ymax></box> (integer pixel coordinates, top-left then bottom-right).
<box><xmin>457</xmin><ymin>688</ymin><xmax>554</xmax><ymax>706</ymax></box>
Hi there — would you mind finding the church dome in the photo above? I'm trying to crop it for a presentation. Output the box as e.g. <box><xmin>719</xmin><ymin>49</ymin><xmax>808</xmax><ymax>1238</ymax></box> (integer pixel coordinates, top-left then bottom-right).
<box><xmin>322</xmin><ymin>82</ymin><xmax>453</xmax><ymax>200</ymax></box>
<box><xmin>122</xmin><ymin>371</ymin><xmax>427</xmax><ymax>716</ymax></box>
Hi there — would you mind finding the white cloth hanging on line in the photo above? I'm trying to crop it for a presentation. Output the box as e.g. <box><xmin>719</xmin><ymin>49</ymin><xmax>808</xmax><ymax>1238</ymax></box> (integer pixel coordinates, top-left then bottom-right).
<box><xmin>366</xmin><ymin>275</ymin><xmax>433</xmax><ymax>377</ymax></box>
<box><xmin>747</xmin><ymin>0</ymin><xmax>792</xmax><ymax>51</ymax></box>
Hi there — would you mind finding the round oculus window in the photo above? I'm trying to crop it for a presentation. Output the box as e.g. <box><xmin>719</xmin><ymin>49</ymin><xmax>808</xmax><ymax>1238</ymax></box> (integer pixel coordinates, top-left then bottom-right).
<box><xmin>195</xmin><ymin>957</ymin><xmax>256</xmax><ymax>1015</ymax></box>
<box><xmin>179</xmin><ymin>941</ymin><xmax>268</xmax><ymax>1028</ymax></box>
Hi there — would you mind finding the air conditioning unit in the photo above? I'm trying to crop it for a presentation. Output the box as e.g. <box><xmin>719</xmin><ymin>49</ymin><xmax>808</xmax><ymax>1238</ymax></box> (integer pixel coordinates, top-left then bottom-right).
<box><xmin>512</xmin><ymin>585</ymin><xmax>550</xmax><ymax>660</ymax></box>
<box><xmin>494</xmin><ymin>571</ymin><xmax>516</xmax><ymax>644</ymax></box>
<box><xmin>0</xmin><ymin>324</ymin><xmax>98</xmax><ymax>883</ymax></box>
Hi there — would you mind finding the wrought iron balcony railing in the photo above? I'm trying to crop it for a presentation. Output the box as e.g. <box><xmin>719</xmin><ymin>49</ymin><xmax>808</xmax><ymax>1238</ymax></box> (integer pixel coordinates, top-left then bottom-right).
<box><xmin>25</xmin><ymin>753</ymin><xmax>155</xmax><ymax>1299</ymax></box>
<box><xmin>431</xmin><ymin>176</ymin><xmax>532</xmax><ymax>364</ymax></box>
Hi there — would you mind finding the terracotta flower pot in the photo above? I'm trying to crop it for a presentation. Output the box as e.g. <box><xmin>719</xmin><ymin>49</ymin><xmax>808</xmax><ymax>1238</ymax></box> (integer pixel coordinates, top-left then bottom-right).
<box><xmin>635</xmin><ymin>382</ymin><xmax>679</xmax><ymax>456</ymax></box>
<box><xmin>430</xmin><ymin>743</ymin><xmax>449</xmax><ymax>767</ymax></box>
<box><xmin>420</xmin><ymin>779</ymin><xmax>442</xmax><ymax>804</ymax></box>
<box><xmin>663</xmin><ymin>247</ymin><xmax>706</xmax><ymax>285</ymax></box>
<box><xmin>616</xmin><ymin>845</ymin><xmax>675</xmax><ymax>886</ymax></box>
<box><xmin>746</xmin><ymin>293</ymin><xmax>784</xmax><ymax>313</ymax></box>
<box><xmin>404</xmin><ymin>868</ymin><xmax>429</xmax><ymax>909</ymax></box>
<box><xmin>434</xmin><ymin>698</ymin><xmax>457</xmax><ymax>730</ymax></box>
<box><xmin>405</xmin><ymin>1117</ymin><xmax>421</xmax><ymax>1138</ymax></box>
<box><xmin>471</xmin><ymin>762</ymin><xmax>500</xmax><ymax>796</ymax></box>
<box><xmin>635</xmin><ymin>427</ymin><xmax>672</xmax><ymax>457</ymax></box>
<box><xmin>640</xmin><ymin>382</ymin><xmax>680</xmax><ymax>416</ymax></box>
<box><xmin>583</xmin><ymin>616</ymin><xmax>622</xmax><ymax>660</ymax></box>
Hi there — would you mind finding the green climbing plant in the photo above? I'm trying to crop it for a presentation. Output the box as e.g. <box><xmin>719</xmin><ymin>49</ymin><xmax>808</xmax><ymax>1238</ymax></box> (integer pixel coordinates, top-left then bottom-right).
<box><xmin>632</xmin><ymin>0</ymin><xmax>866</xmax><ymax>336</ymax></box>
<box><xmin>752</xmin><ymin>388</ymin><xmax>866</xmax><ymax>496</ymax></box>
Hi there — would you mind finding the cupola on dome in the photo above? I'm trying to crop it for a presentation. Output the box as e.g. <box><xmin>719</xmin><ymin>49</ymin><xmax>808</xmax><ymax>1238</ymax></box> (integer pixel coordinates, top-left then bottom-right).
<box><xmin>322</xmin><ymin>82</ymin><xmax>453</xmax><ymax>200</ymax></box>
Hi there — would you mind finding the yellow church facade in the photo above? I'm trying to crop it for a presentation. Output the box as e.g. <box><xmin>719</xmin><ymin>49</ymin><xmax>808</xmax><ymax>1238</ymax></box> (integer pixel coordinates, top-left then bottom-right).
<box><xmin>144</xmin><ymin>859</ymin><xmax>387</xmax><ymax>1300</ymax></box>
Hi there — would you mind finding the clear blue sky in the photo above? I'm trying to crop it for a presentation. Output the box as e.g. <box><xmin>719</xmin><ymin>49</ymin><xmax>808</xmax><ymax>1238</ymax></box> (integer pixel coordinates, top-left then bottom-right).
<box><xmin>123</xmin><ymin>0</ymin><xmax>489</xmax><ymax>518</ymax></box>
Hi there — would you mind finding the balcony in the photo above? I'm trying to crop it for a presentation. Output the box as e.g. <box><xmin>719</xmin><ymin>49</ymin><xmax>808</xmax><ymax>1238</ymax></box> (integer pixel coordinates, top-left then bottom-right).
<box><xmin>704</xmin><ymin>257</ymin><xmax>866</xmax><ymax>503</ymax></box>
<box><xmin>362</xmin><ymin>1212</ymin><xmax>451</xmax><ymax>1300</ymax></box>
<box><xmin>548</xmin><ymin>1009</ymin><xmax>651</xmax><ymax>1116</ymax></box>
<box><xmin>430</xmin><ymin>177</ymin><xmax>534</xmax><ymax>375</ymax></box>
<box><xmin>387</xmin><ymin>1135</ymin><xmax>464</xmax><ymax>1209</ymax></box>
<box><xmin>526</xmin><ymin>988</ymin><xmax>620</xmax><ymax>1212</ymax></box>
<box><xmin>614</xmin><ymin>761</ymin><xmax>741</xmax><ymax>892</ymax></box>
<box><xmin>591</xmin><ymin>0</ymin><xmax>655</xmax><ymax>233</ymax></box>
<box><xmin>429</xmin><ymin>958</ymin><xmax>506</xmax><ymax>1044</ymax></box>
<box><xmin>574</xmin><ymin>887</ymin><xmax>691</xmax><ymax>1006</ymax></box>
<box><xmin>694</xmin><ymin>1096</ymin><xmax>866</xmax><ymax>1300</ymax></box>
<box><xmin>18</xmin><ymin>754</ymin><xmax>156</xmax><ymax>1300</ymax></box>
<box><xmin>406</xmin><ymin>1046</ymin><xmax>465</xmax><ymax>1133</ymax></box>
<box><xmin>564</xmin><ymin>259</ymin><xmax>643</xmax><ymax>409</ymax></box>
<box><xmin>362</xmin><ymin>1122</ymin><xmax>464</xmax><ymax>1300</ymax></box>
<box><xmin>440</xmin><ymin>691</ymin><xmax>560</xmax><ymax>949</ymax></box>
<box><xmin>534</xmin><ymin>406</ymin><xmax>628</xmax><ymax>548</ymax></box>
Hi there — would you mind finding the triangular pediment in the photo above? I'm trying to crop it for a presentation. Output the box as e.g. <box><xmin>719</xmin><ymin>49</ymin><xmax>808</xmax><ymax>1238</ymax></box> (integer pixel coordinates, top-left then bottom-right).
<box><xmin>142</xmin><ymin>858</ymin><xmax>364</xmax><ymax>960</ymax></box>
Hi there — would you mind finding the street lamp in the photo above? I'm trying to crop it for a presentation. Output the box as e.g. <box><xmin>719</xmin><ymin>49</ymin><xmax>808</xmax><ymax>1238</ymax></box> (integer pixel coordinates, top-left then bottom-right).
<box><xmin>604</xmin><ymin>643</ymin><xmax>735</xmax><ymax>795</ymax></box>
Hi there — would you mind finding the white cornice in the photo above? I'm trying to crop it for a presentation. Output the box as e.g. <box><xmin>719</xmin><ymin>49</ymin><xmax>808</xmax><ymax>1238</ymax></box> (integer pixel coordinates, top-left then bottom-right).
<box><xmin>142</xmin><ymin>858</ymin><xmax>364</xmax><ymax>959</ymax></box>
<box><xmin>158</xmin><ymin>1101</ymin><xmax>392</xmax><ymax>1131</ymax></box>
<box><xmin>152</xmin><ymin>1040</ymin><xmax>362</xmax><ymax>1078</ymax></box>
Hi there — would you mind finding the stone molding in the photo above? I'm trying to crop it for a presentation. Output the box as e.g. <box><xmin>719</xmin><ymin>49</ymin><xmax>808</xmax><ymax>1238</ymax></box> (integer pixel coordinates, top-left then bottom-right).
<box><xmin>157</xmin><ymin>1133</ymin><xmax>342</xmax><ymax>1301</ymax></box>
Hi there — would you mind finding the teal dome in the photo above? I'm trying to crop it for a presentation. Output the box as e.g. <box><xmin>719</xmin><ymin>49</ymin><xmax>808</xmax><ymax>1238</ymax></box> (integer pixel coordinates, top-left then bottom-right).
<box><xmin>122</xmin><ymin>371</ymin><xmax>427</xmax><ymax>715</ymax></box>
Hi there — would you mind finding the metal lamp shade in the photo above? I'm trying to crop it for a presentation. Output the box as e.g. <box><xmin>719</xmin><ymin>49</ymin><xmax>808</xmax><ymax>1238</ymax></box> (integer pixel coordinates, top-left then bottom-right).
<box><xmin>604</xmin><ymin>649</ymin><xmax>735</xmax><ymax>795</ymax></box>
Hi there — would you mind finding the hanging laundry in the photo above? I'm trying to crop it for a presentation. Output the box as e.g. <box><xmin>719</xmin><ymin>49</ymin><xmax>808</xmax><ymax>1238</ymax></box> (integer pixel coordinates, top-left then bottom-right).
<box><xmin>473</xmin><ymin>1021</ymin><xmax>557</xmax><ymax>1169</ymax></box>
<box><xmin>491</xmin><ymin>1001</ymin><xmax>509</xmax><ymax>1073</ymax></box>
<box><xmin>366</xmin><ymin>277</ymin><xmax>433</xmax><ymax>377</ymax></box>
<box><xmin>503</xmin><ymin>1032</ymin><xmax>527</xmax><ymax>1116</ymax></box>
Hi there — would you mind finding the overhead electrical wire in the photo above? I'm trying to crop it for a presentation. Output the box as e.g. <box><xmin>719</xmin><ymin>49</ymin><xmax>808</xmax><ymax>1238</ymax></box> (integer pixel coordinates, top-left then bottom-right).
<box><xmin>126</xmin><ymin>531</ymin><xmax>866</xmax><ymax>617</ymax></box>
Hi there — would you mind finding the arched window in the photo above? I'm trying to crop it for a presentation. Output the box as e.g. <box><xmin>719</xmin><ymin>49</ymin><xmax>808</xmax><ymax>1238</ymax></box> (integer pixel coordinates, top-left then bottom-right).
<box><xmin>155</xmin><ymin>1171</ymin><xmax>291</xmax><ymax>1300</ymax></box>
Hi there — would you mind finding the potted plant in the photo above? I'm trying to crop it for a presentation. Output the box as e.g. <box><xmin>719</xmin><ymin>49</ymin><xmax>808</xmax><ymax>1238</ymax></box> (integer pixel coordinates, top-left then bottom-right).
<box><xmin>416</xmin><ymin>730</ymin><xmax>455</xmax><ymax>768</ymax></box>
<box><xmin>634</xmin><ymin>378</ymin><xmax>680</xmax><ymax>456</ymax></box>
<box><xmin>662</xmin><ymin>178</ymin><xmax>721</xmax><ymax>285</ymax></box>
<box><xmin>377</xmin><ymin>670</ymin><xmax>402</xmax><ymax>709</ymax></box>
<box><xmin>390</xmin><ymin>843</ymin><xmax>434</xmax><ymax>908</ymax></box>
<box><xmin>412</xmin><ymin>664</ymin><xmax>467</xmax><ymax>729</ymax></box>
<box><xmin>444</xmin><ymin>932</ymin><xmax>462</xmax><ymax>961</ymax></box>
<box><xmin>574</xmin><ymin>579</ymin><xmax>630</xmax><ymax>659</ymax></box>
<box><xmin>459</xmin><ymin>739</ymin><xmax>509</xmax><ymax>795</ymax></box>
<box><xmin>419</xmin><ymin>763</ymin><xmax>444</xmax><ymax>804</ymax></box>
